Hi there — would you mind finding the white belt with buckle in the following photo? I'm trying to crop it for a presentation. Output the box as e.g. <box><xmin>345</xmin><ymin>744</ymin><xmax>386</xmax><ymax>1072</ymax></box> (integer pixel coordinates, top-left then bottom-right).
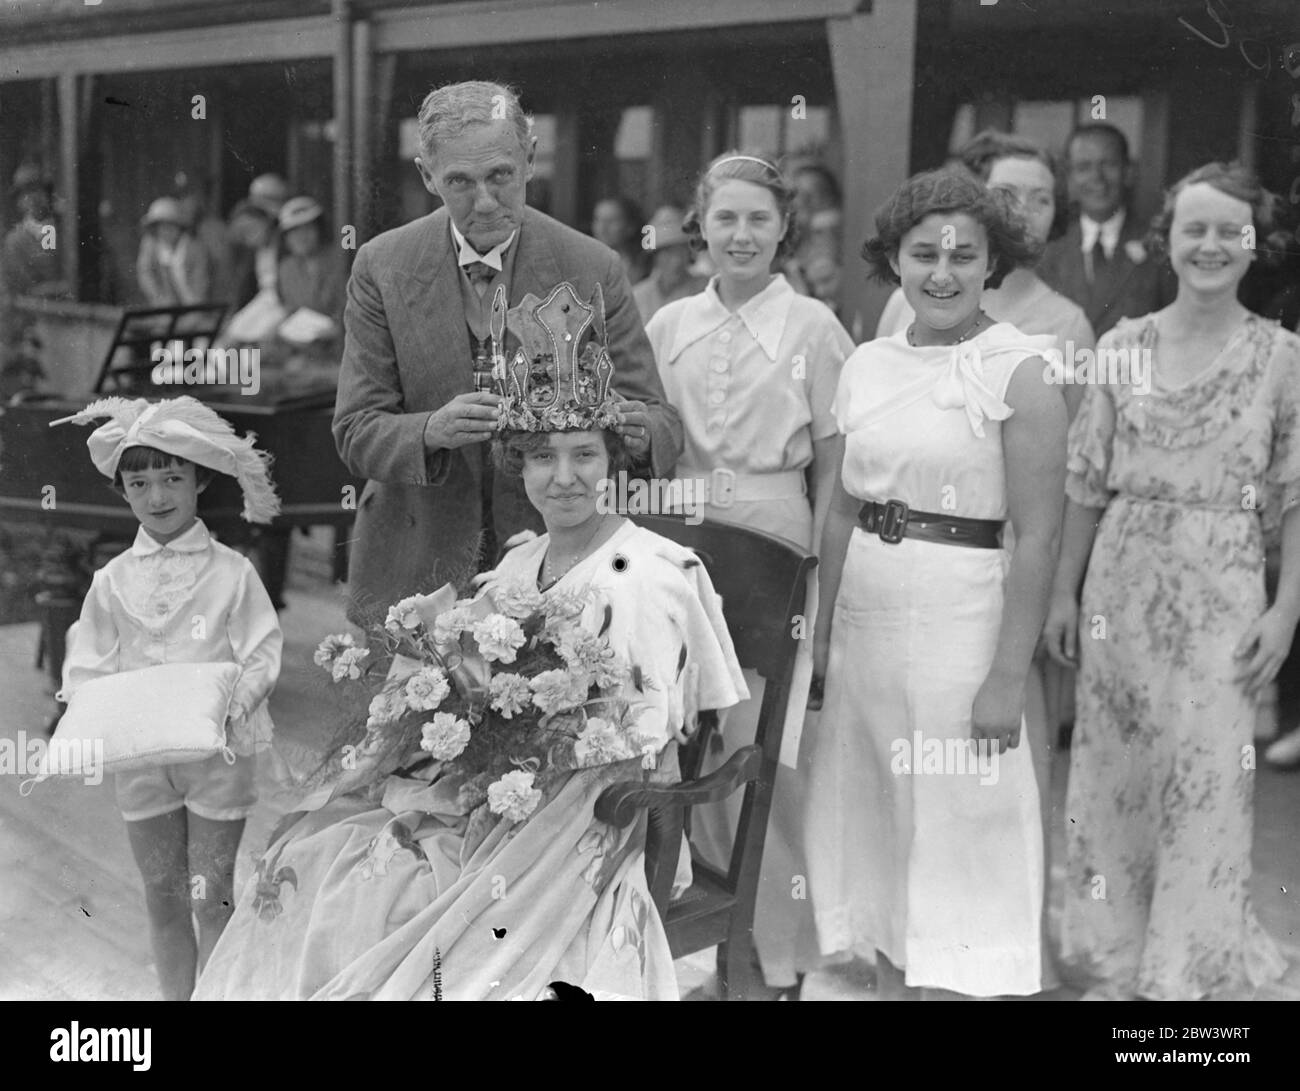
<box><xmin>675</xmin><ymin>468</ymin><xmax>807</xmax><ymax>508</ymax></box>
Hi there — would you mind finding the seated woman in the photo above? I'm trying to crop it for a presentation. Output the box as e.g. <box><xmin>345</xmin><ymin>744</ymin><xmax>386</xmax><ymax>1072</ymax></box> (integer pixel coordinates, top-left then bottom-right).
<box><xmin>193</xmin><ymin>282</ymin><xmax>748</xmax><ymax>1000</ymax></box>
<box><xmin>276</xmin><ymin>195</ymin><xmax>348</xmax><ymax>345</ymax></box>
<box><xmin>136</xmin><ymin>196</ymin><xmax>211</xmax><ymax>308</ymax></box>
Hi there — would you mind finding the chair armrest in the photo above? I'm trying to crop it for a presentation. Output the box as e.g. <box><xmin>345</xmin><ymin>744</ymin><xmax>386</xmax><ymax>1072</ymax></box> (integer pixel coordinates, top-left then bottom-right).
<box><xmin>595</xmin><ymin>745</ymin><xmax>763</xmax><ymax>828</ymax></box>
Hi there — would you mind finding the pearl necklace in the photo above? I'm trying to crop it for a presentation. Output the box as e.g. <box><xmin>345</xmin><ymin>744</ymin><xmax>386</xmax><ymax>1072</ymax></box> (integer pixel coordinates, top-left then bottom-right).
<box><xmin>541</xmin><ymin>516</ymin><xmax>609</xmax><ymax>588</ymax></box>
<box><xmin>907</xmin><ymin>310</ymin><xmax>989</xmax><ymax>348</ymax></box>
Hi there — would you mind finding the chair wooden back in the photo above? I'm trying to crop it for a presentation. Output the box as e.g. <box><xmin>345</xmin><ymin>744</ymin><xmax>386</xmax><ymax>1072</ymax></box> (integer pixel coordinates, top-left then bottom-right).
<box><xmin>628</xmin><ymin>515</ymin><xmax>816</xmax><ymax>946</ymax></box>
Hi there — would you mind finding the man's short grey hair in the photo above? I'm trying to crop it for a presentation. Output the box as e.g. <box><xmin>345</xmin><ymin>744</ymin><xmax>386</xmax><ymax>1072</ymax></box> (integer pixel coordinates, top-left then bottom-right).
<box><xmin>417</xmin><ymin>81</ymin><xmax>533</xmax><ymax>160</ymax></box>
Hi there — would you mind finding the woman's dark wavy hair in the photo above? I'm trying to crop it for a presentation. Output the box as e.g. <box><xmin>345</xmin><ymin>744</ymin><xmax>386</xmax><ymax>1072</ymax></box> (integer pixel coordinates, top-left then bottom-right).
<box><xmin>861</xmin><ymin>167</ymin><xmax>1041</xmax><ymax>289</ymax></box>
<box><xmin>958</xmin><ymin>129</ymin><xmax>1070</xmax><ymax>243</ymax></box>
<box><xmin>682</xmin><ymin>149</ymin><xmax>802</xmax><ymax>263</ymax></box>
<box><xmin>490</xmin><ymin>427</ymin><xmax>632</xmax><ymax>478</ymax></box>
<box><xmin>1146</xmin><ymin>160</ymin><xmax>1290</xmax><ymax>269</ymax></box>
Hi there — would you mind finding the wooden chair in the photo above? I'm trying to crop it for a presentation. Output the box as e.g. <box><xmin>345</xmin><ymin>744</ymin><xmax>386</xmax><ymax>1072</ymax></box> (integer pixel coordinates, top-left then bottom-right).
<box><xmin>595</xmin><ymin>514</ymin><xmax>816</xmax><ymax>1000</ymax></box>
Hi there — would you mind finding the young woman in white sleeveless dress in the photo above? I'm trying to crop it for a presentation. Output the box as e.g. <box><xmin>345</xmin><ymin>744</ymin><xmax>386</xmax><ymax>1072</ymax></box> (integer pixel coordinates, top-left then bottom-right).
<box><xmin>805</xmin><ymin>169</ymin><xmax>1067</xmax><ymax>998</ymax></box>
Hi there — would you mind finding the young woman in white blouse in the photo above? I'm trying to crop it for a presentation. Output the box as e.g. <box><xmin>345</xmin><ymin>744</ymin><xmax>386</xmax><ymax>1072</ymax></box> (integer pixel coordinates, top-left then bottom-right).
<box><xmin>645</xmin><ymin>151</ymin><xmax>855</xmax><ymax>997</ymax></box>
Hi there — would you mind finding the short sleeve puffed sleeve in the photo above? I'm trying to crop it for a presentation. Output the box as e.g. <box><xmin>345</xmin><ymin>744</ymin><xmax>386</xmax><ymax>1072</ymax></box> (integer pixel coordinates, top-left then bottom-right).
<box><xmin>809</xmin><ymin>316</ymin><xmax>855</xmax><ymax>441</ymax></box>
<box><xmin>829</xmin><ymin>343</ymin><xmax>869</xmax><ymax>435</ymax></box>
<box><xmin>1065</xmin><ymin>379</ymin><xmax>1118</xmax><ymax>509</ymax></box>
<box><xmin>1265</xmin><ymin>328</ymin><xmax>1300</xmax><ymax>529</ymax></box>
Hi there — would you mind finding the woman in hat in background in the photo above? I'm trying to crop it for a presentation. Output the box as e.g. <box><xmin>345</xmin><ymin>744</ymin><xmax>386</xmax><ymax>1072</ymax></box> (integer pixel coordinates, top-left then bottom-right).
<box><xmin>173</xmin><ymin>169</ymin><xmax>234</xmax><ymax>308</ymax></box>
<box><xmin>224</xmin><ymin>199</ymin><xmax>278</xmax><ymax>312</ymax></box>
<box><xmin>1</xmin><ymin>163</ymin><xmax>68</xmax><ymax>305</ymax></box>
<box><xmin>632</xmin><ymin>205</ymin><xmax>709</xmax><ymax>323</ymax></box>
<box><xmin>136</xmin><ymin>196</ymin><xmax>211</xmax><ymax>308</ymax></box>
<box><xmin>276</xmin><ymin>195</ymin><xmax>348</xmax><ymax>341</ymax></box>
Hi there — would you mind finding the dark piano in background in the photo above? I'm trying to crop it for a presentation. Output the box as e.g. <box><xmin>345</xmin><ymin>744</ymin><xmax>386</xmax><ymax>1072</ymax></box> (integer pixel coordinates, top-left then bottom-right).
<box><xmin>0</xmin><ymin>304</ymin><xmax>362</xmax><ymax>726</ymax></box>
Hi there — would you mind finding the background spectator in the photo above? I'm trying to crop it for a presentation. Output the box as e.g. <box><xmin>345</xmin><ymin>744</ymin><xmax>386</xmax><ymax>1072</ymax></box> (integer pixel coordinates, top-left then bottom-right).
<box><xmin>631</xmin><ymin>205</ymin><xmax>707</xmax><ymax>321</ymax></box>
<box><xmin>136</xmin><ymin>196</ymin><xmax>211</xmax><ymax>307</ymax></box>
<box><xmin>591</xmin><ymin>195</ymin><xmax>649</xmax><ymax>284</ymax></box>
<box><xmin>1037</xmin><ymin>122</ymin><xmax>1173</xmax><ymax>337</ymax></box>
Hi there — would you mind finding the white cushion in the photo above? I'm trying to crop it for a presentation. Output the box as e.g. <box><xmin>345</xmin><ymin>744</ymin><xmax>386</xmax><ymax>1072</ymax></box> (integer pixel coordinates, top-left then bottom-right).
<box><xmin>41</xmin><ymin>662</ymin><xmax>239</xmax><ymax>777</ymax></box>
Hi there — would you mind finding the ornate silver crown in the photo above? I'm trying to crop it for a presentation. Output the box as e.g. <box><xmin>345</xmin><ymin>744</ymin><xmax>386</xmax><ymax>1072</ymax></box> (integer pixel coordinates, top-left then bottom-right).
<box><xmin>489</xmin><ymin>282</ymin><xmax>620</xmax><ymax>433</ymax></box>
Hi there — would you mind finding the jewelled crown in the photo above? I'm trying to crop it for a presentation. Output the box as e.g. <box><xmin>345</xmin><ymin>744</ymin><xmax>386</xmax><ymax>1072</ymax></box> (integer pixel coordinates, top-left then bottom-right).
<box><xmin>488</xmin><ymin>282</ymin><xmax>620</xmax><ymax>432</ymax></box>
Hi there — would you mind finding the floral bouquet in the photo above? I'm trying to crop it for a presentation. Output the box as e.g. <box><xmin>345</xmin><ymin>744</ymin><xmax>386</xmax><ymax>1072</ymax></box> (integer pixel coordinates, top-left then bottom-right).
<box><xmin>308</xmin><ymin>577</ymin><xmax>659</xmax><ymax>824</ymax></box>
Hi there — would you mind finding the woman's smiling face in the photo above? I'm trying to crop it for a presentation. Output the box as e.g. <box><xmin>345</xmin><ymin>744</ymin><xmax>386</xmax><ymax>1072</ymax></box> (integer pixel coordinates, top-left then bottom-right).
<box><xmin>1167</xmin><ymin>181</ymin><xmax>1255</xmax><ymax>296</ymax></box>
<box><xmin>520</xmin><ymin>431</ymin><xmax>611</xmax><ymax>530</ymax></box>
<box><xmin>120</xmin><ymin>459</ymin><xmax>207</xmax><ymax>544</ymax></box>
<box><xmin>891</xmin><ymin>211</ymin><xmax>990</xmax><ymax>334</ymax></box>
<box><xmin>701</xmin><ymin>179</ymin><xmax>786</xmax><ymax>286</ymax></box>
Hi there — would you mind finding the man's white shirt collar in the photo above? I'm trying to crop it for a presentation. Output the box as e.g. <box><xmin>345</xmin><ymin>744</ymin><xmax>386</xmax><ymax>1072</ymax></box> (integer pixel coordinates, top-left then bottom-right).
<box><xmin>666</xmin><ymin>274</ymin><xmax>795</xmax><ymax>364</ymax></box>
<box><xmin>131</xmin><ymin>518</ymin><xmax>213</xmax><ymax>556</ymax></box>
<box><xmin>1080</xmin><ymin>208</ymin><xmax>1125</xmax><ymax>259</ymax></box>
<box><xmin>449</xmin><ymin>220</ymin><xmax>517</xmax><ymax>272</ymax></box>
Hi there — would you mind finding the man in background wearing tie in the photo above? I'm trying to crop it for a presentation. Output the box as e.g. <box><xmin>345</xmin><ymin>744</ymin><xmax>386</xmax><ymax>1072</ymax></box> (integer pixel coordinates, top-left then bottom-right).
<box><xmin>1037</xmin><ymin>123</ymin><xmax>1172</xmax><ymax>339</ymax></box>
<box><xmin>333</xmin><ymin>80</ymin><xmax>683</xmax><ymax>623</ymax></box>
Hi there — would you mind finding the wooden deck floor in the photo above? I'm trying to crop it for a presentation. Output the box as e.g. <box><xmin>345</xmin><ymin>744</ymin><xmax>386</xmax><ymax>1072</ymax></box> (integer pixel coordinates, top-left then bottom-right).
<box><xmin>1</xmin><ymin>530</ymin><xmax>1297</xmax><ymax>1001</ymax></box>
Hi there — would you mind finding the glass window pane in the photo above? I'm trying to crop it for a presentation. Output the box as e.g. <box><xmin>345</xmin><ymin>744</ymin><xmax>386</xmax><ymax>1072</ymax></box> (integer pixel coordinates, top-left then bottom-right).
<box><xmin>948</xmin><ymin>103</ymin><xmax>976</xmax><ymax>155</ymax></box>
<box><xmin>1012</xmin><ymin>100</ymin><xmax>1076</xmax><ymax>155</ymax></box>
<box><xmin>614</xmin><ymin>106</ymin><xmax>654</xmax><ymax>160</ymax></box>
<box><xmin>739</xmin><ymin>105</ymin><xmax>782</xmax><ymax>155</ymax></box>
<box><xmin>398</xmin><ymin>117</ymin><xmax>421</xmax><ymax>160</ymax></box>
<box><xmin>787</xmin><ymin>106</ymin><xmax>830</xmax><ymax>156</ymax></box>
<box><xmin>531</xmin><ymin>114</ymin><xmax>556</xmax><ymax>179</ymax></box>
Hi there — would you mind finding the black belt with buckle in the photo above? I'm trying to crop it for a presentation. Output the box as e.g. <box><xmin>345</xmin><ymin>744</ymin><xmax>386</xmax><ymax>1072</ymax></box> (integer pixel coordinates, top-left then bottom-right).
<box><xmin>859</xmin><ymin>499</ymin><xmax>1003</xmax><ymax>549</ymax></box>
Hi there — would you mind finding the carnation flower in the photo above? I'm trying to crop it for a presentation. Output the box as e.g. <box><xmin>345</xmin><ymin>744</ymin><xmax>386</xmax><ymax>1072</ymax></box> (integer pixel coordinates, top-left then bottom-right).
<box><xmin>573</xmin><ymin>717</ymin><xmax>631</xmax><ymax>768</ymax></box>
<box><xmin>491</xmin><ymin>579</ymin><xmax>545</xmax><ymax>621</ymax></box>
<box><xmin>557</xmin><ymin>631</ymin><xmax>625</xmax><ymax>689</ymax></box>
<box><xmin>384</xmin><ymin>597</ymin><xmax>423</xmax><ymax>636</ymax></box>
<box><xmin>489</xmin><ymin>672</ymin><xmax>532</xmax><ymax>719</ymax></box>
<box><xmin>432</xmin><ymin>605</ymin><xmax>477</xmax><ymax>644</ymax></box>
<box><xmin>404</xmin><ymin>666</ymin><xmax>451</xmax><ymax>711</ymax></box>
<box><xmin>331</xmin><ymin>646</ymin><xmax>369</xmax><ymax>682</ymax></box>
<box><xmin>472</xmin><ymin>613</ymin><xmax>527</xmax><ymax>664</ymax></box>
<box><xmin>366</xmin><ymin>688</ymin><xmax>408</xmax><ymax>728</ymax></box>
<box><xmin>313</xmin><ymin>632</ymin><xmax>356</xmax><ymax>669</ymax></box>
<box><xmin>542</xmin><ymin>587</ymin><xmax>588</xmax><ymax>625</ymax></box>
<box><xmin>487</xmin><ymin>769</ymin><xmax>542</xmax><ymax>823</ymax></box>
<box><xmin>420</xmin><ymin>712</ymin><xmax>472</xmax><ymax>761</ymax></box>
<box><xmin>530</xmin><ymin>669</ymin><xmax>591</xmax><ymax>715</ymax></box>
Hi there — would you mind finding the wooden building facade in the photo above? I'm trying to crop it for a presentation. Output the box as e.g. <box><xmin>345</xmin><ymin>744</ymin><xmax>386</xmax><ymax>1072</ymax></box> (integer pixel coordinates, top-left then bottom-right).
<box><xmin>1</xmin><ymin>0</ymin><xmax>1296</xmax><ymax>338</ymax></box>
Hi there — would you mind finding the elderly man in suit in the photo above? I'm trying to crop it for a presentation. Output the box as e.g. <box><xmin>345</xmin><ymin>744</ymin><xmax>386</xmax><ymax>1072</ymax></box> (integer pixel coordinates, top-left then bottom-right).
<box><xmin>334</xmin><ymin>81</ymin><xmax>683</xmax><ymax>621</ymax></box>
<box><xmin>1038</xmin><ymin>123</ymin><xmax>1172</xmax><ymax>339</ymax></box>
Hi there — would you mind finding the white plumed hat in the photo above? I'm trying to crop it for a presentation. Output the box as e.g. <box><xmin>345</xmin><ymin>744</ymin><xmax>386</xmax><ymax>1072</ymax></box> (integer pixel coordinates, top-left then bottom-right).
<box><xmin>52</xmin><ymin>395</ymin><xmax>281</xmax><ymax>524</ymax></box>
